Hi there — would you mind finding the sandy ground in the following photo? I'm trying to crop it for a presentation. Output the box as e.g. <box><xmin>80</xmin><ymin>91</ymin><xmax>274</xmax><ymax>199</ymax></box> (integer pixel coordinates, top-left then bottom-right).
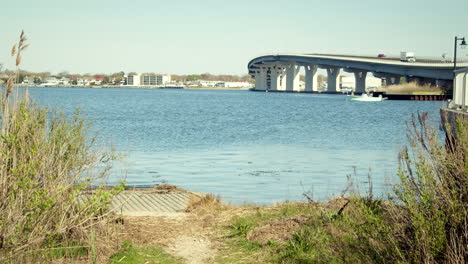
<box><xmin>119</xmin><ymin>212</ymin><xmax>224</xmax><ymax>264</ymax></box>
<box><xmin>114</xmin><ymin>188</ymin><xmax>327</xmax><ymax>264</ymax></box>
<box><xmin>117</xmin><ymin>203</ymin><xmax>320</xmax><ymax>263</ymax></box>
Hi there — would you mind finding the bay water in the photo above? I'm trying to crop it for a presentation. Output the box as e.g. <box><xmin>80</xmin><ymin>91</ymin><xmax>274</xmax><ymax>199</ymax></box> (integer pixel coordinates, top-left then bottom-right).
<box><xmin>27</xmin><ymin>87</ymin><xmax>444</xmax><ymax>204</ymax></box>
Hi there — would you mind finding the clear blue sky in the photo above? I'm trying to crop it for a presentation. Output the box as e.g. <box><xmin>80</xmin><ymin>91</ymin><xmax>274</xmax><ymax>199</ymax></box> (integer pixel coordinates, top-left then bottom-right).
<box><xmin>1</xmin><ymin>0</ymin><xmax>467</xmax><ymax>75</ymax></box>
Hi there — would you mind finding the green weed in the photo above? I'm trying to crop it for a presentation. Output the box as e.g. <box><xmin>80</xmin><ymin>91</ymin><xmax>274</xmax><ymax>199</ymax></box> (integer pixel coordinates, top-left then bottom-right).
<box><xmin>108</xmin><ymin>241</ymin><xmax>183</xmax><ymax>264</ymax></box>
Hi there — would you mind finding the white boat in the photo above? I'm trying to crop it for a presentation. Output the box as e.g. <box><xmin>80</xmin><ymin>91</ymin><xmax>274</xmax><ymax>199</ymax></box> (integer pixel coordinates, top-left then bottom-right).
<box><xmin>348</xmin><ymin>93</ymin><xmax>387</xmax><ymax>102</ymax></box>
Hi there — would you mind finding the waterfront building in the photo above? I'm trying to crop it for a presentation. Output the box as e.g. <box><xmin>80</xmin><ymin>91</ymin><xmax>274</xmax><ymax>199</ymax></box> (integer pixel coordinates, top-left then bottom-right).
<box><xmin>41</xmin><ymin>76</ymin><xmax>69</xmax><ymax>86</ymax></box>
<box><xmin>21</xmin><ymin>76</ymin><xmax>32</xmax><ymax>85</ymax></box>
<box><xmin>126</xmin><ymin>74</ymin><xmax>141</xmax><ymax>86</ymax></box>
<box><xmin>140</xmin><ymin>74</ymin><xmax>171</xmax><ymax>85</ymax></box>
<box><xmin>124</xmin><ymin>73</ymin><xmax>171</xmax><ymax>86</ymax></box>
<box><xmin>77</xmin><ymin>79</ymin><xmax>87</xmax><ymax>86</ymax></box>
<box><xmin>76</xmin><ymin>78</ymin><xmax>100</xmax><ymax>86</ymax></box>
<box><xmin>214</xmin><ymin>81</ymin><xmax>254</xmax><ymax>88</ymax></box>
<box><xmin>197</xmin><ymin>80</ymin><xmax>219</xmax><ymax>87</ymax></box>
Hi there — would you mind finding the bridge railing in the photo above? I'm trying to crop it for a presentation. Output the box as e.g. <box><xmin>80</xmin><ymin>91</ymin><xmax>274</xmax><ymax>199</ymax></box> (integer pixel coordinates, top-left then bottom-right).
<box><xmin>312</xmin><ymin>53</ymin><xmax>468</xmax><ymax>63</ymax></box>
<box><xmin>451</xmin><ymin>68</ymin><xmax>468</xmax><ymax>111</ymax></box>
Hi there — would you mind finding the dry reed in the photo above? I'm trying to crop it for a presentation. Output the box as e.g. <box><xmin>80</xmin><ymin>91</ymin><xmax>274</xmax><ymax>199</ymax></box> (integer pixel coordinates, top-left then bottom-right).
<box><xmin>384</xmin><ymin>81</ymin><xmax>443</xmax><ymax>94</ymax></box>
<box><xmin>186</xmin><ymin>194</ymin><xmax>227</xmax><ymax>213</ymax></box>
<box><xmin>0</xmin><ymin>31</ymin><xmax>122</xmax><ymax>263</ymax></box>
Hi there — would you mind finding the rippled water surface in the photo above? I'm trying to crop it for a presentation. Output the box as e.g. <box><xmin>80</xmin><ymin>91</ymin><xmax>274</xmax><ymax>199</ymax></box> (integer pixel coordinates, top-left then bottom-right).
<box><xmin>27</xmin><ymin>87</ymin><xmax>444</xmax><ymax>204</ymax></box>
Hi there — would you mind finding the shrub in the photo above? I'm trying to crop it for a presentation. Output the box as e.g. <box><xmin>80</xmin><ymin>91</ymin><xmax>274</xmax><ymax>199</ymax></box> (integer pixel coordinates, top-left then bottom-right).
<box><xmin>394</xmin><ymin>112</ymin><xmax>467</xmax><ymax>263</ymax></box>
<box><xmin>0</xmin><ymin>31</ymin><xmax>122</xmax><ymax>263</ymax></box>
<box><xmin>278</xmin><ymin>112</ymin><xmax>466</xmax><ymax>263</ymax></box>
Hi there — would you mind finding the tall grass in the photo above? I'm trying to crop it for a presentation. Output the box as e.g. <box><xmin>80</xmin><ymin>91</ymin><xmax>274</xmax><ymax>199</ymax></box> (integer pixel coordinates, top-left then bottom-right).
<box><xmin>393</xmin><ymin>112</ymin><xmax>467</xmax><ymax>263</ymax></box>
<box><xmin>0</xmin><ymin>31</ymin><xmax>122</xmax><ymax>263</ymax></box>
<box><xmin>383</xmin><ymin>81</ymin><xmax>444</xmax><ymax>94</ymax></box>
<box><xmin>294</xmin><ymin>112</ymin><xmax>466</xmax><ymax>263</ymax></box>
<box><xmin>225</xmin><ymin>112</ymin><xmax>467</xmax><ymax>263</ymax></box>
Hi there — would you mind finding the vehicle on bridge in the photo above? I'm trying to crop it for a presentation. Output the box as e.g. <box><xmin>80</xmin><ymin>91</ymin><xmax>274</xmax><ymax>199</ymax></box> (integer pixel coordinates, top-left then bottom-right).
<box><xmin>400</xmin><ymin>51</ymin><xmax>416</xmax><ymax>62</ymax></box>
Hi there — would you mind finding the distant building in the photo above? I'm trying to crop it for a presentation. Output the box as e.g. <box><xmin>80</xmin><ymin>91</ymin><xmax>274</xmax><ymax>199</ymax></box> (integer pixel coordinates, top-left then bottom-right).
<box><xmin>76</xmin><ymin>78</ymin><xmax>100</xmax><ymax>86</ymax></box>
<box><xmin>94</xmin><ymin>75</ymin><xmax>105</xmax><ymax>82</ymax></box>
<box><xmin>215</xmin><ymin>81</ymin><xmax>254</xmax><ymax>88</ymax></box>
<box><xmin>21</xmin><ymin>76</ymin><xmax>32</xmax><ymax>85</ymax></box>
<box><xmin>140</xmin><ymin>74</ymin><xmax>171</xmax><ymax>85</ymax></box>
<box><xmin>124</xmin><ymin>73</ymin><xmax>171</xmax><ymax>86</ymax></box>
<box><xmin>126</xmin><ymin>74</ymin><xmax>140</xmax><ymax>86</ymax></box>
<box><xmin>77</xmin><ymin>79</ymin><xmax>88</xmax><ymax>86</ymax></box>
<box><xmin>197</xmin><ymin>80</ymin><xmax>219</xmax><ymax>87</ymax></box>
<box><xmin>59</xmin><ymin>77</ymin><xmax>70</xmax><ymax>85</ymax></box>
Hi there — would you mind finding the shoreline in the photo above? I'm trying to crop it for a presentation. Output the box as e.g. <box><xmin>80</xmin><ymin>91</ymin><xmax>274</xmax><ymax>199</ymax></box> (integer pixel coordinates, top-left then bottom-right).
<box><xmin>11</xmin><ymin>84</ymin><xmax>252</xmax><ymax>90</ymax></box>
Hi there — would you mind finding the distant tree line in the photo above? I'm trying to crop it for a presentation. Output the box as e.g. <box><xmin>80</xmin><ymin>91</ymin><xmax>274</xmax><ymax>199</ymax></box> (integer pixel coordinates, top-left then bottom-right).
<box><xmin>0</xmin><ymin>68</ymin><xmax>254</xmax><ymax>85</ymax></box>
<box><xmin>171</xmin><ymin>73</ymin><xmax>253</xmax><ymax>83</ymax></box>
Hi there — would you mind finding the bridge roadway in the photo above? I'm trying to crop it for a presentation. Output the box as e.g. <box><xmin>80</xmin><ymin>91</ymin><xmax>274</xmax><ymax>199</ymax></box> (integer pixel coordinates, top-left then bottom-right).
<box><xmin>248</xmin><ymin>53</ymin><xmax>468</xmax><ymax>93</ymax></box>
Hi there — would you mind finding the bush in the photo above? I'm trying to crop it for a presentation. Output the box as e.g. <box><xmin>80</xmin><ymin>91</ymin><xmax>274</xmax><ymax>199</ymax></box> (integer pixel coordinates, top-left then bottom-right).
<box><xmin>0</xmin><ymin>31</ymin><xmax>122</xmax><ymax>263</ymax></box>
<box><xmin>278</xmin><ymin>112</ymin><xmax>467</xmax><ymax>263</ymax></box>
<box><xmin>393</xmin><ymin>112</ymin><xmax>467</xmax><ymax>263</ymax></box>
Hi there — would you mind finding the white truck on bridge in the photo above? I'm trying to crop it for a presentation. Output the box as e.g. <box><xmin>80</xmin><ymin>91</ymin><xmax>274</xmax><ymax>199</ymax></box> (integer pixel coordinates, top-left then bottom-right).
<box><xmin>400</xmin><ymin>51</ymin><xmax>416</xmax><ymax>62</ymax></box>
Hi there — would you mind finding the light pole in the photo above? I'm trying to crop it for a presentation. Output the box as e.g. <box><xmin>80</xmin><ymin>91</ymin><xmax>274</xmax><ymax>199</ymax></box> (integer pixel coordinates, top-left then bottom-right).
<box><xmin>453</xmin><ymin>36</ymin><xmax>467</xmax><ymax>72</ymax></box>
<box><xmin>453</xmin><ymin>36</ymin><xmax>467</xmax><ymax>110</ymax></box>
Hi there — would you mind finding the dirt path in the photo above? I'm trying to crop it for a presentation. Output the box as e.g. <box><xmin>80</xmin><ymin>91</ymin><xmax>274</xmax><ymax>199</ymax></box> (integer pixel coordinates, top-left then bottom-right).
<box><xmin>168</xmin><ymin>235</ymin><xmax>215</xmax><ymax>264</ymax></box>
<box><xmin>119</xmin><ymin>212</ymin><xmax>225</xmax><ymax>263</ymax></box>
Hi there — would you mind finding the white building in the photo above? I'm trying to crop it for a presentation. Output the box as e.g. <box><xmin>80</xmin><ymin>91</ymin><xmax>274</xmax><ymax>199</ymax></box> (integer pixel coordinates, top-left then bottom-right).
<box><xmin>197</xmin><ymin>80</ymin><xmax>219</xmax><ymax>87</ymax></box>
<box><xmin>140</xmin><ymin>74</ymin><xmax>171</xmax><ymax>85</ymax></box>
<box><xmin>59</xmin><ymin>77</ymin><xmax>70</xmax><ymax>85</ymax></box>
<box><xmin>126</xmin><ymin>74</ymin><xmax>141</xmax><ymax>86</ymax></box>
<box><xmin>215</xmin><ymin>81</ymin><xmax>254</xmax><ymax>88</ymax></box>
<box><xmin>124</xmin><ymin>73</ymin><xmax>171</xmax><ymax>86</ymax></box>
<box><xmin>77</xmin><ymin>79</ymin><xmax>90</xmax><ymax>86</ymax></box>
<box><xmin>21</xmin><ymin>76</ymin><xmax>32</xmax><ymax>84</ymax></box>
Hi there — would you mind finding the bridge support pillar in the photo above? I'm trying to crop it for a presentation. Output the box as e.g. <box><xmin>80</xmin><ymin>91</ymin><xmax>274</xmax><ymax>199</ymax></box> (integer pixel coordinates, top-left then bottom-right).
<box><xmin>279</xmin><ymin>69</ymin><xmax>287</xmax><ymax>91</ymax></box>
<box><xmin>304</xmin><ymin>65</ymin><xmax>318</xmax><ymax>92</ymax></box>
<box><xmin>286</xmin><ymin>63</ymin><xmax>300</xmax><ymax>92</ymax></box>
<box><xmin>326</xmin><ymin>67</ymin><xmax>341</xmax><ymax>92</ymax></box>
<box><xmin>270</xmin><ymin>66</ymin><xmax>283</xmax><ymax>91</ymax></box>
<box><xmin>255</xmin><ymin>67</ymin><xmax>268</xmax><ymax>91</ymax></box>
<box><xmin>353</xmin><ymin>71</ymin><xmax>368</xmax><ymax>94</ymax></box>
<box><xmin>386</xmin><ymin>75</ymin><xmax>401</xmax><ymax>85</ymax></box>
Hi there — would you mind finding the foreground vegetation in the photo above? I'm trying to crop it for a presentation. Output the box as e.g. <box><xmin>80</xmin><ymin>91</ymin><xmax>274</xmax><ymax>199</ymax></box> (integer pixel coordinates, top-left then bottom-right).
<box><xmin>0</xmin><ymin>32</ymin><xmax>122</xmax><ymax>263</ymax></box>
<box><xmin>108</xmin><ymin>242</ymin><xmax>183</xmax><ymax>264</ymax></box>
<box><xmin>215</xmin><ymin>113</ymin><xmax>467</xmax><ymax>263</ymax></box>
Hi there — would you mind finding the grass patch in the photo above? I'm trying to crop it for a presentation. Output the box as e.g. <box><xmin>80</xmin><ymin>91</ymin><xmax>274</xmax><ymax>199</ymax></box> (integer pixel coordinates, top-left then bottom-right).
<box><xmin>109</xmin><ymin>241</ymin><xmax>183</xmax><ymax>264</ymax></box>
<box><xmin>216</xmin><ymin>203</ymin><xmax>318</xmax><ymax>263</ymax></box>
<box><xmin>217</xmin><ymin>113</ymin><xmax>467</xmax><ymax>263</ymax></box>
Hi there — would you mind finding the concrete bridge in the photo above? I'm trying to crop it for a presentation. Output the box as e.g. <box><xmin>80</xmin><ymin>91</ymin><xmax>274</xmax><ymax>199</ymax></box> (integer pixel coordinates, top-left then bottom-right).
<box><xmin>248</xmin><ymin>54</ymin><xmax>468</xmax><ymax>94</ymax></box>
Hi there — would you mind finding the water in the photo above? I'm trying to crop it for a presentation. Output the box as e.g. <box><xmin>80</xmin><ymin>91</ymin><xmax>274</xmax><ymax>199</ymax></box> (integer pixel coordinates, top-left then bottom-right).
<box><xmin>26</xmin><ymin>87</ymin><xmax>444</xmax><ymax>204</ymax></box>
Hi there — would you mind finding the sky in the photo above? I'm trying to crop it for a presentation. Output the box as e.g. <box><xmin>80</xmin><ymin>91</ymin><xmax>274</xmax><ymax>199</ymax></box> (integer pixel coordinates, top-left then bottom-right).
<box><xmin>1</xmin><ymin>0</ymin><xmax>467</xmax><ymax>75</ymax></box>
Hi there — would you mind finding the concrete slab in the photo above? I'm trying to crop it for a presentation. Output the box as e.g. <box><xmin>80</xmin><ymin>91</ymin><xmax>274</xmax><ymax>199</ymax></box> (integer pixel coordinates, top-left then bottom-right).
<box><xmin>82</xmin><ymin>187</ymin><xmax>203</xmax><ymax>216</ymax></box>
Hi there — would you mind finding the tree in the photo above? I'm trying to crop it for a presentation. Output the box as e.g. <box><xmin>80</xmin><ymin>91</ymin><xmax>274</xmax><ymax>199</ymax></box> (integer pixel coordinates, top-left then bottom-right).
<box><xmin>57</xmin><ymin>71</ymin><xmax>69</xmax><ymax>77</ymax></box>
